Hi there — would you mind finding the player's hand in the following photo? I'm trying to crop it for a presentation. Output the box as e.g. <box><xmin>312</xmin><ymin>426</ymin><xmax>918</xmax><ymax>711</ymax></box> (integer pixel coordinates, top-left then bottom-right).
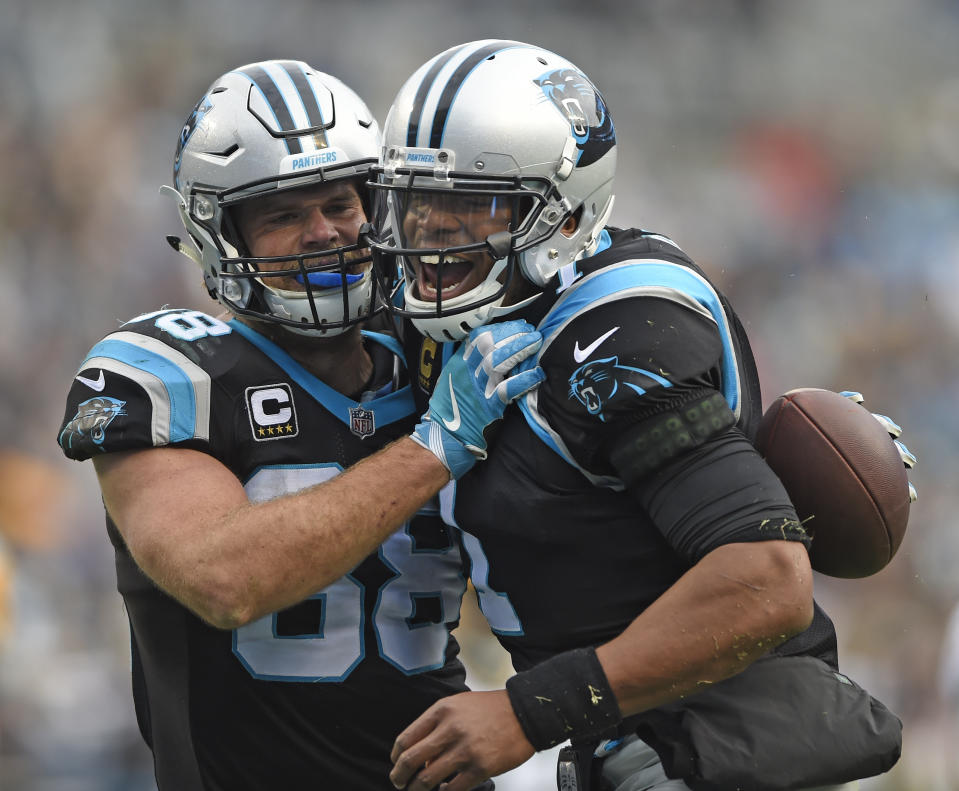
<box><xmin>390</xmin><ymin>690</ymin><xmax>535</xmax><ymax>791</ymax></box>
<box><xmin>841</xmin><ymin>391</ymin><xmax>918</xmax><ymax>501</ymax></box>
<box><xmin>411</xmin><ymin>320</ymin><xmax>545</xmax><ymax>479</ymax></box>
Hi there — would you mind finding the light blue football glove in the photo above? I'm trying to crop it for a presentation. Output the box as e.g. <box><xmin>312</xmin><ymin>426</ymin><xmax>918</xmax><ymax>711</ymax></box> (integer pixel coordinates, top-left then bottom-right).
<box><xmin>841</xmin><ymin>390</ymin><xmax>918</xmax><ymax>502</ymax></box>
<box><xmin>411</xmin><ymin>319</ymin><xmax>547</xmax><ymax>479</ymax></box>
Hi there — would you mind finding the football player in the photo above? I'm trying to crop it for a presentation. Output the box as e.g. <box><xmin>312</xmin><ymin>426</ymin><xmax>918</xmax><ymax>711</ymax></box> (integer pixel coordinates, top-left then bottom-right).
<box><xmin>57</xmin><ymin>60</ymin><xmax>542</xmax><ymax>790</ymax></box>
<box><xmin>371</xmin><ymin>41</ymin><xmax>901</xmax><ymax>791</ymax></box>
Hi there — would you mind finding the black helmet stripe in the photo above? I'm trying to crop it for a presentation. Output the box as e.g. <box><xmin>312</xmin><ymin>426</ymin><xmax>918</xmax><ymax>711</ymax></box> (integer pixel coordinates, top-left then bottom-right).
<box><xmin>238</xmin><ymin>64</ymin><xmax>303</xmax><ymax>155</ymax></box>
<box><xmin>277</xmin><ymin>60</ymin><xmax>327</xmax><ymax>130</ymax></box>
<box><xmin>428</xmin><ymin>41</ymin><xmax>515</xmax><ymax>149</ymax></box>
<box><xmin>405</xmin><ymin>45</ymin><xmax>464</xmax><ymax>147</ymax></box>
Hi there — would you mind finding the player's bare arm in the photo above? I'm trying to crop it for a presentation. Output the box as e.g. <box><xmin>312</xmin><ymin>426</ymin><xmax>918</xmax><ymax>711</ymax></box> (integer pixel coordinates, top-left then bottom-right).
<box><xmin>94</xmin><ymin>437</ymin><xmax>446</xmax><ymax>629</ymax></box>
<box><xmin>593</xmin><ymin>539</ymin><xmax>812</xmax><ymax>714</ymax></box>
<box><xmin>93</xmin><ymin>320</ymin><xmax>543</xmax><ymax>630</ymax></box>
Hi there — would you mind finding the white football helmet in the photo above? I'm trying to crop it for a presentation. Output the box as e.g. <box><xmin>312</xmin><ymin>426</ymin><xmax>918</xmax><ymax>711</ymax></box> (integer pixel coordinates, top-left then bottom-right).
<box><xmin>370</xmin><ymin>40</ymin><xmax>616</xmax><ymax>341</ymax></box>
<box><xmin>165</xmin><ymin>60</ymin><xmax>382</xmax><ymax>336</ymax></box>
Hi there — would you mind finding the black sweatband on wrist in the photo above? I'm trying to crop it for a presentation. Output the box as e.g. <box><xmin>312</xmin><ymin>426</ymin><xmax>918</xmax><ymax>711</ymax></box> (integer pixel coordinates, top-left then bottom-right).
<box><xmin>505</xmin><ymin>647</ymin><xmax>622</xmax><ymax>751</ymax></box>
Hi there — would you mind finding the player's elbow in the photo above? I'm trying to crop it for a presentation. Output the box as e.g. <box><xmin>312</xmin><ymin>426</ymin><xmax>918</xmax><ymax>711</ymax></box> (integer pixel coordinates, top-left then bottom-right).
<box><xmin>709</xmin><ymin>539</ymin><xmax>814</xmax><ymax>646</ymax></box>
<box><xmin>136</xmin><ymin>547</ymin><xmax>260</xmax><ymax>629</ymax></box>
<box><xmin>199</xmin><ymin>608</ymin><xmax>255</xmax><ymax>631</ymax></box>
<box><xmin>763</xmin><ymin>539</ymin><xmax>815</xmax><ymax>639</ymax></box>
<box><xmin>187</xmin><ymin>576</ymin><xmax>263</xmax><ymax>630</ymax></box>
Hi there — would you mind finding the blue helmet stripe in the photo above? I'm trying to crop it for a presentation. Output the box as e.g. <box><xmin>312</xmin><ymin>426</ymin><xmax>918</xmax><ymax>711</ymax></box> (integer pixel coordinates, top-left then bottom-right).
<box><xmin>405</xmin><ymin>45</ymin><xmax>464</xmax><ymax>147</ymax></box>
<box><xmin>428</xmin><ymin>41</ymin><xmax>516</xmax><ymax>149</ymax></box>
<box><xmin>237</xmin><ymin>64</ymin><xmax>302</xmax><ymax>155</ymax></box>
<box><xmin>278</xmin><ymin>60</ymin><xmax>326</xmax><ymax>131</ymax></box>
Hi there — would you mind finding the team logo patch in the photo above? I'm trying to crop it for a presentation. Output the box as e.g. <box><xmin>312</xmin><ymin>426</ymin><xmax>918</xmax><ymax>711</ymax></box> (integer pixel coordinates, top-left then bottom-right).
<box><xmin>58</xmin><ymin>396</ymin><xmax>126</xmax><ymax>452</ymax></box>
<box><xmin>568</xmin><ymin>357</ymin><xmax>671</xmax><ymax>422</ymax></box>
<box><xmin>246</xmin><ymin>384</ymin><xmax>299</xmax><ymax>441</ymax></box>
<box><xmin>173</xmin><ymin>94</ymin><xmax>213</xmax><ymax>189</ymax></box>
<box><xmin>349</xmin><ymin>406</ymin><xmax>375</xmax><ymax>439</ymax></box>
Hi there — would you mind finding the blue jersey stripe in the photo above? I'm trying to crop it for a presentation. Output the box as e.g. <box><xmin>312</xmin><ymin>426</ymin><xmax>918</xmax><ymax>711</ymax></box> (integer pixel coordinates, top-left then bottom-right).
<box><xmin>360</xmin><ymin>330</ymin><xmax>403</xmax><ymax>359</ymax></box>
<box><xmin>540</xmin><ymin>261</ymin><xmax>741</xmax><ymax>412</ymax></box>
<box><xmin>517</xmin><ymin>258</ymin><xmax>743</xmax><ymax>482</ymax></box>
<box><xmin>594</xmin><ymin>228</ymin><xmax>612</xmax><ymax>256</ymax></box>
<box><xmin>84</xmin><ymin>338</ymin><xmax>198</xmax><ymax>442</ymax></box>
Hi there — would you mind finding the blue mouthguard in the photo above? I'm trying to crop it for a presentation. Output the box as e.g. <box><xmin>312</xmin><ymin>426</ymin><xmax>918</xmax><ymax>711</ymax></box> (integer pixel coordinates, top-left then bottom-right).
<box><xmin>295</xmin><ymin>272</ymin><xmax>363</xmax><ymax>287</ymax></box>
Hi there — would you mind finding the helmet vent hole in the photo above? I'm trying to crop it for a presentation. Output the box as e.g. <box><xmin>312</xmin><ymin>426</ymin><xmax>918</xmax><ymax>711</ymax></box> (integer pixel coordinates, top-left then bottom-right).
<box><xmin>212</xmin><ymin>144</ymin><xmax>239</xmax><ymax>158</ymax></box>
<box><xmin>537</xmin><ymin>57</ymin><xmax>547</xmax><ymax>65</ymax></box>
<box><xmin>211</xmin><ymin>87</ymin><xmax>227</xmax><ymax>94</ymax></box>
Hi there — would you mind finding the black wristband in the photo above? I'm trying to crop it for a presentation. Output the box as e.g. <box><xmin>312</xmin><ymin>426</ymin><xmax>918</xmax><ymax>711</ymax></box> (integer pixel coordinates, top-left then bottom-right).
<box><xmin>505</xmin><ymin>647</ymin><xmax>622</xmax><ymax>751</ymax></box>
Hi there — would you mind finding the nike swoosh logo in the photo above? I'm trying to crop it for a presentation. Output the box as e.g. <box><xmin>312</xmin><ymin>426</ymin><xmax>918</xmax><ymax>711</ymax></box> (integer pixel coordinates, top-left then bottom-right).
<box><xmin>75</xmin><ymin>370</ymin><xmax>106</xmax><ymax>392</ymax></box>
<box><xmin>441</xmin><ymin>376</ymin><xmax>461</xmax><ymax>432</ymax></box>
<box><xmin>573</xmin><ymin>326</ymin><xmax>620</xmax><ymax>363</ymax></box>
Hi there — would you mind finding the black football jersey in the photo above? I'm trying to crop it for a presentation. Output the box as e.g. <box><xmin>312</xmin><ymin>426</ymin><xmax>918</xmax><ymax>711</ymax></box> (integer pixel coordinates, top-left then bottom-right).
<box><xmin>58</xmin><ymin>308</ymin><xmax>470</xmax><ymax>791</ymax></box>
<box><xmin>407</xmin><ymin>229</ymin><xmax>836</xmax><ymax>672</ymax></box>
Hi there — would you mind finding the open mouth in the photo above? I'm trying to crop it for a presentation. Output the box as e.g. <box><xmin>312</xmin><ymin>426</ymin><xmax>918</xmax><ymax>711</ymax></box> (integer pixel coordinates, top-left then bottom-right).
<box><xmin>416</xmin><ymin>255</ymin><xmax>477</xmax><ymax>301</ymax></box>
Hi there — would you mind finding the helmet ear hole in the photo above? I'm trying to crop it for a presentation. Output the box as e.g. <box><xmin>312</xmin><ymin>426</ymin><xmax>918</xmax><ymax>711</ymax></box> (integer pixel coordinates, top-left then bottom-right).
<box><xmin>563</xmin><ymin>205</ymin><xmax>584</xmax><ymax>237</ymax></box>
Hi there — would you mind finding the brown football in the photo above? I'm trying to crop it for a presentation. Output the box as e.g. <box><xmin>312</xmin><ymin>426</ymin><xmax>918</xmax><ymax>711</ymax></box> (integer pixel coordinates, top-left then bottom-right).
<box><xmin>754</xmin><ymin>388</ymin><xmax>911</xmax><ymax>578</ymax></box>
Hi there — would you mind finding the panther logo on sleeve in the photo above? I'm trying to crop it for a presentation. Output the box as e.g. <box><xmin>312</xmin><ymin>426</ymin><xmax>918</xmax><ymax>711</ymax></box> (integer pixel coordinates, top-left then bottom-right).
<box><xmin>568</xmin><ymin>357</ymin><xmax>671</xmax><ymax>422</ymax></box>
<box><xmin>58</xmin><ymin>396</ymin><xmax>127</xmax><ymax>452</ymax></box>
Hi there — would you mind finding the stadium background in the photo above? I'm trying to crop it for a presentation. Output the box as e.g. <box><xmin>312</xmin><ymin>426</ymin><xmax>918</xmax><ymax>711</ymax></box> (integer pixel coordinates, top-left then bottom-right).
<box><xmin>1</xmin><ymin>1</ymin><xmax>958</xmax><ymax>788</ymax></box>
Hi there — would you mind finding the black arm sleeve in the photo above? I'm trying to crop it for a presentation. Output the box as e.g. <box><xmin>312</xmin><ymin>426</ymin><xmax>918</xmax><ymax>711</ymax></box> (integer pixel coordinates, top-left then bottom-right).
<box><xmin>625</xmin><ymin>426</ymin><xmax>810</xmax><ymax>564</ymax></box>
<box><xmin>608</xmin><ymin>389</ymin><xmax>736</xmax><ymax>484</ymax></box>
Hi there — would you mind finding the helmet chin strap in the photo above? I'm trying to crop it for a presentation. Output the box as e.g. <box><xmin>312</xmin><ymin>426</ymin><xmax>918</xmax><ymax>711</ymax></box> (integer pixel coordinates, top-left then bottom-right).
<box><xmin>165</xmin><ymin>234</ymin><xmax>202</xmax><ymax>266</ymax></box>
<box><xmin>486</xmin><ymin>291</ymin><xmax>540</xmax><ymax>319</ymax></box>
<box><xmin>481</xmin><ymin>253</ymin><xmax>540</xmax><ymax>319</ymax></box>
<box><xmin>471</xmin><ymin>235</ymin><xmax>541</xmax><ymax>319</ymax></box>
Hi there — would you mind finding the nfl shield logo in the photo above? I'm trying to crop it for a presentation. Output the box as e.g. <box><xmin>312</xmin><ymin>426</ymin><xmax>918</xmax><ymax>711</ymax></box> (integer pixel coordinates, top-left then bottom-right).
<box><xmin>349</xmin><ymin>406</ymin><xmax>375</xmax><ymax>438</ymax></box>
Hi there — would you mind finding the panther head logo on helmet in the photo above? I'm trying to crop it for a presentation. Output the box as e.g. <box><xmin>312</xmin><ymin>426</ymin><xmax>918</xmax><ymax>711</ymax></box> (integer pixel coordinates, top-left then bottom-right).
<box><xmin>534</xmin><ymin>68</ymin><xmax>615</xmax><ymax>168</ymax></box>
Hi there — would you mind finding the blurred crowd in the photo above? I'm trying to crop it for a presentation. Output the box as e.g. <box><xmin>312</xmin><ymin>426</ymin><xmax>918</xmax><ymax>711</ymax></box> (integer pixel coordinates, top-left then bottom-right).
<box><xmin>2</xmin><ymin>1</ymin><xmax>958</xmax><ymax>789</ymax></box>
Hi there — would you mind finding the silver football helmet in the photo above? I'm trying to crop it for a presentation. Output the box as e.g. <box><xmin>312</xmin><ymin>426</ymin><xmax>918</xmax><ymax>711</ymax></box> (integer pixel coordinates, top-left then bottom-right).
<box><xmin>370</xmin><ymin>40</ymin><xmax>616</xmax><ymax>341</ymax></box>
<box><xmin>164</xmin><ymin>60</ymin><xmax>382</xmax><ymax>336</ymax></box>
